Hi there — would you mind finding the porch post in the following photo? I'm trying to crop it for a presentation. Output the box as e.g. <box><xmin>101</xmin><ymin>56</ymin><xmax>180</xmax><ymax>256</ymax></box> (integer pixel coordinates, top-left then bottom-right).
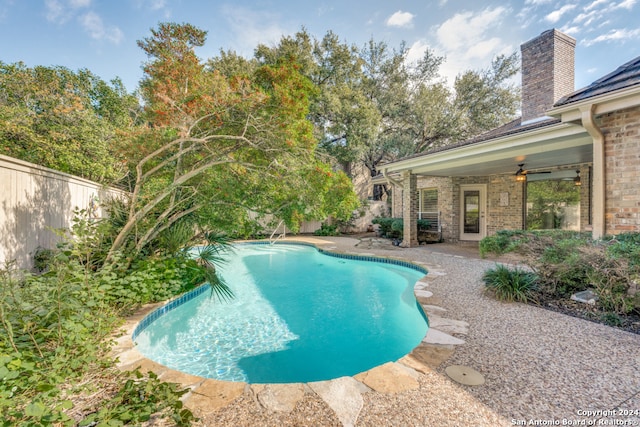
<box><xmin>401</xmin><ymin>170</ymin><xmax>418</xmax><ymax>247</ymax></box>
<box><xmin>580</xmin><ymin>105</ymin><xmax>605</xmax><ymax>239</ymax></box>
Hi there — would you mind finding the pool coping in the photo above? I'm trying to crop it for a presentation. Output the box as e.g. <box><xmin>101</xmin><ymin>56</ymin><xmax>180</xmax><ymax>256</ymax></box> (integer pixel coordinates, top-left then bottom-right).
<box><xmin>110</xmin><ymin>238</ymin><xmax>470</xmax><ymax>421</ymax></box>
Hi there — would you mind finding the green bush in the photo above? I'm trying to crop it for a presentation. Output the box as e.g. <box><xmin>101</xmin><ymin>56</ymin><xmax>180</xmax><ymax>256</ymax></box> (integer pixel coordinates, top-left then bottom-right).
<box><xmin>101</xmin><ymin>254</ymin><xmax>205</xmax><ymax>309</ymax></box>
<box><xmin>605</xmin><ymin>232</ymin><xmax>640</xmax><ymax>268</ymax></box>
<box><xmin>372</xmin><ymin>217</ymin><xmax>430</xmax><ymax>239</ymax></box>
<box><xmin>482</xmin><ymin>264</ymin><xmax>539</xmax><ymax>303</ymax></box>
<box><xmin>481</xmin><ymin>230</ymin><xmax>640</xmax><ymax>316</ymax></box>
<box><xmin>314</xmin><ymin>222</ymin><xmax>339</xmax><ymax>236</ymax></box>
<box><xmin>0</xmin><ymin>213</ymin><xmax>201</xmax><ymax>424</ymax></box>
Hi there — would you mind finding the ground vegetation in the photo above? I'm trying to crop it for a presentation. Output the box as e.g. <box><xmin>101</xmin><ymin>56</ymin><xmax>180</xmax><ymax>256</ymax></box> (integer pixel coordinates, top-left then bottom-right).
<box><xmin>480</xmin><ymin>230</ymin><xmax>640</xmax><ymax>333</ymax></box>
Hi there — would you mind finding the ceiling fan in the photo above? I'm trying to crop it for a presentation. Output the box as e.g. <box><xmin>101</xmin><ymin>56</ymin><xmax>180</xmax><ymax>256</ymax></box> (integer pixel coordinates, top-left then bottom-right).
<box><xmin>514</xmin><ymin>163</ymin><xmax>551</xmax><ymax>181</ymax></box>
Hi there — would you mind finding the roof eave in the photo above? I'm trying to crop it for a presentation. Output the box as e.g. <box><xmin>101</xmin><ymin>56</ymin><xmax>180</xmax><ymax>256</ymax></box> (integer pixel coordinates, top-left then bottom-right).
<box><xmin>548</xmin><ymin>85</ymin><xmax>640</xmax><ymax>122</ymax></box>
<box><xmin>381</xmin><ymin>121</ymin><xmax>585</xmax><ymax>175</ymax></box>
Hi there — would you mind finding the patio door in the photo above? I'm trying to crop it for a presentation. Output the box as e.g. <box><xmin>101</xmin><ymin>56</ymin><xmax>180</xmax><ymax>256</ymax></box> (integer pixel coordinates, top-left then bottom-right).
<box><xmin>459</xmin><ymin>184</ymin><xmax>487</xmax><ymax>241</ymax></box>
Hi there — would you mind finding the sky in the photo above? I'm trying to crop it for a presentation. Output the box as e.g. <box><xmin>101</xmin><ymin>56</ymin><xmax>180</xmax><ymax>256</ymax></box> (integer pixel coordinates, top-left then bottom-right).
<box><xmin>1</xmin><ymin>0</ymin><xmax>639</xmax><ymax>93</ymax></box>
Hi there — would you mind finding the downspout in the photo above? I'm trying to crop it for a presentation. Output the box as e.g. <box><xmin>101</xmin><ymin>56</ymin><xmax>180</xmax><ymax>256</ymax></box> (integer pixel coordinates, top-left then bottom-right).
<box><xmin>580</xmin><ymin>104</ymin><xmax>605</xmax><ymax>239</ymax></box>
<box><xmin>382</xmin><ymin>168</ymin><xmax>404</xmax><ymax>218</ymax></box>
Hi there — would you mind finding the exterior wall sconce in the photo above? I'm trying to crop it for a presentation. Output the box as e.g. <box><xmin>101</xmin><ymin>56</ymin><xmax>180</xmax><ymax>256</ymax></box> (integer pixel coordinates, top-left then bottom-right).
<box><xmin>574</xmin><ymin>170</ymin><xmax>581</xmax><ymax>186</ymax></box>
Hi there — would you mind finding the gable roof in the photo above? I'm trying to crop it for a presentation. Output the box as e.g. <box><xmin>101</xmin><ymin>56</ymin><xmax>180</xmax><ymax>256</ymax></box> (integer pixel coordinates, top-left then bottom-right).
<box><xmin>554</xmin><ymin>55</ymin><xmax>640</xmax><ymax>106</ymax></box>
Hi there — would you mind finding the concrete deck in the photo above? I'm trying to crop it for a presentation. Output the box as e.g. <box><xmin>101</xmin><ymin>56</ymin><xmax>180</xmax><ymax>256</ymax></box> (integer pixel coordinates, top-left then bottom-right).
<box><xmin>112</xmin><ymin>236</ymin><xmax>640</xmax><ymax>426</ymax></box>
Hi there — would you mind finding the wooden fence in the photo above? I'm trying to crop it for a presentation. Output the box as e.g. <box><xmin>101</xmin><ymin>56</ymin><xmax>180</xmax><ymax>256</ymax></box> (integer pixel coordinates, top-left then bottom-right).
<box><xmin>0</xmin><ymin>155</ymin><xmax>123</xmax><ymax>270</ymax></box>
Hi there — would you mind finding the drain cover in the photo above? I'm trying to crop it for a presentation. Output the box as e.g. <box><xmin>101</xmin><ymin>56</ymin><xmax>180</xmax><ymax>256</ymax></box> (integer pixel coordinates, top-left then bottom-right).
<box><xmin>445</xmin><ymin>365</ymin><xmax>485</xmax><ymax>386</ymax></box>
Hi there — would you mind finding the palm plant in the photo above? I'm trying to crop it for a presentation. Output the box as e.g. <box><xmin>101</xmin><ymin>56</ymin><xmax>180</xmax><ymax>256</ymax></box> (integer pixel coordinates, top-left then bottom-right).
<box><xmin>188</xmin><ymin>231</ymin><xmax>234</xmax><ymax>302</ymax></box>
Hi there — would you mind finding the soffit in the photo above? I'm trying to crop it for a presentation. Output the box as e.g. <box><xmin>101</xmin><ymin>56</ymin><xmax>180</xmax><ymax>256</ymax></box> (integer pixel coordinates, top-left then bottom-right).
<box><xmin>381</xmin><ymin>122</ymin><xmax>593</xmax><ymax>177</ymax></box>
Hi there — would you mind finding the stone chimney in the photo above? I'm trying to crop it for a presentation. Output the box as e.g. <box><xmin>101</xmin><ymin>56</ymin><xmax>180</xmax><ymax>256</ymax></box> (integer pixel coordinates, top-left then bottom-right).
<box><xmin>520</xmin><ymin>29</ymin><xmax>576</xmax><ymax>123</ymax></box>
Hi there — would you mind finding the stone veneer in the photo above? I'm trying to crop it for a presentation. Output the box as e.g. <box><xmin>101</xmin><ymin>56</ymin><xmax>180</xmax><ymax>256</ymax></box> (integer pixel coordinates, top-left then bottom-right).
<box><xmin>598</xmin><ymin>105</ymin><xmax>640</xmax><ymax>234</ymax></box>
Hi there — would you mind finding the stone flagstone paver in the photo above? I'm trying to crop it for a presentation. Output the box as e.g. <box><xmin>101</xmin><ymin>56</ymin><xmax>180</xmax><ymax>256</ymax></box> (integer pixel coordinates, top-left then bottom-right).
<box><xmin>184</xmin><ymin>379</ymin><xmax>245</xmax><ymax>416</ymax></box>
<box><xmin>353</xmin><ymin>362</ymin><xmax>420</xmax><ymax>393</ymax></box>
<box><xmin>308</xmin><ymin>376</ymin><xmax>365</xmax><ymax>427</ymax></box>
<box><xmin>253</xmin><ymin>383</ymin><xmax>306</xmax><ymax>412</ymax></box>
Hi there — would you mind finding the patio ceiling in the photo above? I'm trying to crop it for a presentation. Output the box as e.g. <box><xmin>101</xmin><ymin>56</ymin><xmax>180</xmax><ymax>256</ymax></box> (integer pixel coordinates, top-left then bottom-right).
<box><xmin>381</xmin><ymin>122</ymin><xmax>593</xmax><ymax>178</ymax></box>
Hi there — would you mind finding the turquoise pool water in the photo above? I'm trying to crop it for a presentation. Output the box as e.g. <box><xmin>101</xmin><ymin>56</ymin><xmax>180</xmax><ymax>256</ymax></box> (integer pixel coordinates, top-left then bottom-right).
<box><xmin>133</xmin><ymin>243</ymin><xmax>428</xmax><ymax>383</ymax></box>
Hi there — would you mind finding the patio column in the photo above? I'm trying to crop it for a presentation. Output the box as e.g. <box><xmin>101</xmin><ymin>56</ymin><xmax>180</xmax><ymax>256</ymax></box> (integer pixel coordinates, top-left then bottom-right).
<box><xmin>401</xmin><ymin>170</ymin><xmax>418</xmax><ymax>247</ymax></box>
<box><xmin>580</xmin><ymin>104</ymin><xmax>605</xmax><ymax>239</ymax></box>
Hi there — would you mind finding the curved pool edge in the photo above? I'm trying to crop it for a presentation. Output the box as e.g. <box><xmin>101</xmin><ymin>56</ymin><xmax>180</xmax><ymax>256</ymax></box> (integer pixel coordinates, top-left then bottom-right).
<box><xmin>111</xmin><ymin>237</ymin><xmax>470</xmax><ymax>416</ymax></box>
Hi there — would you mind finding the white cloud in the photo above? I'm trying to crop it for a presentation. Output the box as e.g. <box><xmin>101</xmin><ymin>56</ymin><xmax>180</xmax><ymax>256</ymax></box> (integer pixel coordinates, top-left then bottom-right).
<box><xmin>585</xmin><ymin>0</ymin><xmax>608</xmax><ymax>11</ymax></box>
<box><xmin>433</xmin><ymin>7</ymin><xmax>512</xmax><ymax>85</ymax></box>
<box><xmin>615</xmin><ymin>0</ymin><xmax>637</xmax><ymax>9</ymax></box>
<box><xmin>221</xmin><ymin>6</ymin><xmax>288</xmax><ymax>56</ymax></box>
<box><xmin>524</xmin><ymin>0</ymin><xmax>552</xmax><ymax>4</ymax></box>
<box><xmin>79</xmin><ymin>11</ymin><xmax>123</xmax><ymax>44</ymax></box>
<box><xmin>560</xmin><ymin>25</ymin><xmax>581</xmax><ymax>35</ymax></box>
<box><xmin>45</xmin><ymin>0</ymin><xmax>67</xmax><ymax>23</ymax></box>
<box><xmin>69</xmin><ymin>0</ymin><xmax>90</xmax><ymax>7</ymax></box>
<box><xmin>583</xmin><ymin>28</ymin><xmax>640</xmax><ymax>46</ymax></box>
<box><xmin>386</xmin><ymin>10</ymin><xmax>415</xmax><ymax>28</ymax></box>
<box><xmin>436</xmin><ymin>7</ymin><xmax>507</xmax><ymax>51</ymax></box>
<box><xmin>544</xmin><ymin>4</ymin><xmax>577</xmax><ymax>23</ymax></box>
<box><xmin>572</xmin><ymin>10</ymin><xmax>598</xmax><ymax>25</ymax></box>
<box><xmin>406</xmin><ymin>39</ymin><xmax>430</xmax><ymax>65</ymax></box>
<box><xmin>45</xmin><ymin>0</ymin><xmax>92</xmax><ymax>24</ymax></box>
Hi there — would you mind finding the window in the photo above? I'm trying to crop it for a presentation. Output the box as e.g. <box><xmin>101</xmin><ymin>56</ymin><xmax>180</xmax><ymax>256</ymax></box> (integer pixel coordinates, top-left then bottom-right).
<box><xmin>526</xmin><ymin>179</ymin><xmax>580</xmax><ymax>230</ymax></box>
<box><xmin>419</xmin><ymin>188</ymin><xmax>439</xmax><ymax>230</ymax></box>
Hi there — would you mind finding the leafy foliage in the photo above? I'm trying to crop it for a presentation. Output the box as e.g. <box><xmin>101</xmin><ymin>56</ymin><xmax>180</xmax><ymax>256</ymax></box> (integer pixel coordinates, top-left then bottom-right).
<box><xmin>480</xmin><ymin>231</ymin><xmax>640</xmax><ymax>317</ymax></box>
<box><xmin>372</xmin><ymin>217</ymin><xmax>430</xmax><ymax>238</ymax></box>
<box><xmin>313</xmin><ymin>222</ymin><xmax>339</xmax><ymax>236</ymax></box>
<box><xmin>0</xmin><ymin>62</ymin><xmax>138</xmax><ymax>183</ymax></box>
<box><xmin>78</xmin><ymin>370</ymin><xmax>194</xmax><ymax>427</ymax></box>
<box><xmin>482</xmin><ymin>264</ymin><xmax>539</xmax><ymax>303</ymax></box>
<box><xmin>107</xmin><ymin>23</ymin><xmax>359</xmax><ymax>263</ymax></box>
<box><xmin>254</xmin><ymin>30</ymin><xmax>520</xmax><ymax>200</ymax></box>
<box><xmin>0</xmin><ymin>209</ymin><xmax>206</xmax><ymax>425</ymax></box>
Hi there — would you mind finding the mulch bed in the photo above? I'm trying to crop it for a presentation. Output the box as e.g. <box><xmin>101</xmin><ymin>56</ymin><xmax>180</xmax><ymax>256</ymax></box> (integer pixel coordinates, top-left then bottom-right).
<box><xmin>534</xmin><ymin>294</ymin><xmax>640</xmax><ymax>335</ymax></box>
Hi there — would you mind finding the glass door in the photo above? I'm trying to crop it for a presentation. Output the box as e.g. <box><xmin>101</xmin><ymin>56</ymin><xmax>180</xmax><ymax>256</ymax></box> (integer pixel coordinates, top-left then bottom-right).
<box><xmin>460</xmin><ymin>185</ymin><xmax>486</xmax><ymax>240</ymax></box>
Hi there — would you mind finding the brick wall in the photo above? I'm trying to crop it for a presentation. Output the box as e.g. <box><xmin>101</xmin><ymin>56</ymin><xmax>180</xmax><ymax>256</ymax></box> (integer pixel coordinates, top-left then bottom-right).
<box><xmin>417</xmin><ymin>176</ymin><xmax>454</xmax><ymax>240</ymax></box>
<box><xmin>521</xmin><ymin>29</ymin><xmax>576</xmax><ymax>122</ymax></box>
<box><xmin>486</xmin><ymin>175</ymin><xmax>526</xmax><ymax>234</ymax></box>
<box><xmin>393</xmin><ymin>166</ymin><xmax>595</xmax><ymax>242</ymax></box>
<box><xmin>598</xmin><ymin>105</ymin><xmax>640</xmax><ymax>234</ymax></box>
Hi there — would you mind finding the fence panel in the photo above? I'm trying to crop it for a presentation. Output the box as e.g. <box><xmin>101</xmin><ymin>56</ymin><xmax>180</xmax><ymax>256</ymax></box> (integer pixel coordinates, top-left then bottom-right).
<box><xmin>0</xmin><ymin>155</ymin><xmax>124</xmax><ymax>270</ymax></box>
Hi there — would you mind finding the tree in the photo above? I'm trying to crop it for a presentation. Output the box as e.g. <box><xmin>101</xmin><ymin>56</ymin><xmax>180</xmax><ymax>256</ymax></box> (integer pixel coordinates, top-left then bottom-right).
<box><xmin>0</xmin><ymin>62</ymin><xmax>138</xmax><ymax>182</ymax></box>
<box><xmin>107</xmin><ymin>23</ymin><xmax>358</xmax><ymax>262</ymax></box>
<box><xmin>453</xmin><ymin>53</ymin><xmax>520</xmax><ymax>139</ymax></box>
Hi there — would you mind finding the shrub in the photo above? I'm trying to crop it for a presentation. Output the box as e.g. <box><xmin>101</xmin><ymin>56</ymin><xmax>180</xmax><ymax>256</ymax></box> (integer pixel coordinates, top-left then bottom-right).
<box><xmin>586</xmin><ymin>253</ymin><xmax>637</xmax><ymax>315</ymax></box>
<box><xmin>372</xmin><ymin>217</ymin><xmax>430</xmax><ymax>239</ymax></box>
<box><xmin>483</xmin><ymin>264</ymin><xmax>539</xmax><ymax>303</ymax></box>
<box><xmin>314</xmin><ymin>222</ymin><xmax>339</xmax><ymax>236</ymax></box>
<box><xmin>605</xmin><ymin>232</ymin><xmax>640</xmax><ymax>268</ymax></box>
<box><xmin>372</xmin><ymin>217</ymin><xmax>397</xmax><ymax>237</ymax></box>
<box><xmin>479</xmin><ymin>230</ymin><xmax>527</xmax><ymax>257</ymax></box>
<box><xmin>32</xmin><ymin>246</ymin><xmax>55</xmax><ymax>273</ymax></box>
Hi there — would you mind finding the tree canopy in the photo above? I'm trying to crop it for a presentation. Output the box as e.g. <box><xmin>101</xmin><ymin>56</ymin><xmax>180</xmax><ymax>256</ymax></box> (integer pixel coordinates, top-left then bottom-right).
<box><xmin>0</xmin><ymin>62</ymin><xmax>139</xmax><ymax>182</ymax></box>
<box><xmin>252</xmin><ymin>29</ymin><xmax>520</xmax><ymax>198</ymax></box>
<box><xmin>107</xmin><ymin>23</ymin><xmax>359</xmax><ymax>261</ymax></box>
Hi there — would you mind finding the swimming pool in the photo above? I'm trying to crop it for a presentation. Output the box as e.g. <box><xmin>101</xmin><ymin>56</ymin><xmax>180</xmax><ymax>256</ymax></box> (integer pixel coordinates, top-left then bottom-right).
<box><xmin>133</xmin><ymin>243</ymin><xmax>429</xmax><ymax>383</ymax></box>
